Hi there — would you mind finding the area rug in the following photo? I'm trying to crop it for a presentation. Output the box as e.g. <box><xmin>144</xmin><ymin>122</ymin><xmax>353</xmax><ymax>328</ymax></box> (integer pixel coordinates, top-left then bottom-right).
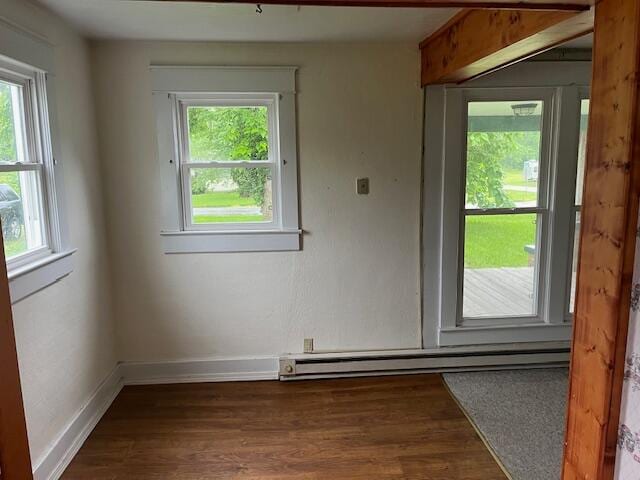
<box><xmin>443</xmin><ymin>368</ymin><xmax>568</xmax><ymax>480</ymax></box>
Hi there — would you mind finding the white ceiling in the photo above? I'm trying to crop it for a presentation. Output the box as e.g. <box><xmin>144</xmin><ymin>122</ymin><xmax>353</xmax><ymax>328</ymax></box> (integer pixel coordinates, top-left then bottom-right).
<box><xmin>36</xmin><ymin>0</ymin><xmax>459</xmax><ymax>43</ymax></box>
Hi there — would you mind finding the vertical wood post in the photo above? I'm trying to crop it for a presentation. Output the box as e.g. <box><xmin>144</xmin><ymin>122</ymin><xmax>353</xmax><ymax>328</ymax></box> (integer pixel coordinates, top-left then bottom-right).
<box><xmin>0</xmin><ymin>233</ymin><xmax>32</xmax><ymax>478</ymax></box>
<box><xmin>563</xmin><ymin>0</ymin><xmax>640</xmax><ymax>478</ymax></box>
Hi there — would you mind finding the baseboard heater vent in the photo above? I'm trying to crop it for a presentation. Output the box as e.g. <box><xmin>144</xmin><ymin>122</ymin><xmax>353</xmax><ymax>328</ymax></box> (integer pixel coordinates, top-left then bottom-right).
<box><xmin>279</xmin><ymin>342</ymin><xmax>569</xmax><ymax>380</ymax></box>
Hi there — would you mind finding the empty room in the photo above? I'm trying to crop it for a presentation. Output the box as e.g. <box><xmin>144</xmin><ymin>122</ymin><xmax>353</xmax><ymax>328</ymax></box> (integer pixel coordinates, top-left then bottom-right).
<box><xmin>0</xmin><ymin>0</ymin><xmax>638</xmax><ymax>479</ymax></box>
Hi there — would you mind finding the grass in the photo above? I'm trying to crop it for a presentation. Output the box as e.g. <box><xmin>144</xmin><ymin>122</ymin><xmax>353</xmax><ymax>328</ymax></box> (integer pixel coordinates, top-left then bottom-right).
<box><xmin>192</xmin><ymin>191</ymin><xmax>255</xmax><ymax>208</ymax></box>
<box><xmin>3</xmin><ymin>232</ymin><xmax>27</xmax><ymax>258</ymax></box>
<box><xmin>502</xmin><ymin>169</ymin><xmax>537</xmax><ymax>188</ymax></box>
<box><xmin>192</xmin><ymin>190</ymin><xmax>263</xmax><ymax>224</ymax></box>
<box><xmin>505</xmin><ymin>190</ymin><xmax>537</xmax><ymax>203</ymax></box>
<box><xmin>194</xmin><ymin>215</ymin><xmax>264</xmax><ymax>224</ymax></box>
<box><xmin>464</xmin><ymin>214</ymin><xmax>536</xmax><ymax>268</ymax></box>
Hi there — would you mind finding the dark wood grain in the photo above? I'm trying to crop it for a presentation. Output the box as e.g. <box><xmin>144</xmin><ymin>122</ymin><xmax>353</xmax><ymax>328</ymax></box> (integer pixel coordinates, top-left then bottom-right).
<box><xmin>61</xmin><ymin>375</ymin><xmax>506</xmax><ymax>479</ymax></box>
<box><xmin>0</xmin><ymin>225</ymin><xmax>33</xmax><ymax>479</ymax></box>
<box><xmin>562</xmin><ymin>0</ymin><xmax>640</xmax><ymax>478</ymax></box>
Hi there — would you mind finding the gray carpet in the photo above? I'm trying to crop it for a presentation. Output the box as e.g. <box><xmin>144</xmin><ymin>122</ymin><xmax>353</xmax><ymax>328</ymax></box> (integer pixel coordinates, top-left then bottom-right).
<box><xmin>443</xmin><ymin>368</ymin><xmax>568</xmax><ymax>480</ymax></box>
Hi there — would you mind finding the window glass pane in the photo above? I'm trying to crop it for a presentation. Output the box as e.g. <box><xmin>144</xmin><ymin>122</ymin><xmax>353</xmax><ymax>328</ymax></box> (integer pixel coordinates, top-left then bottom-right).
<box><xmin>463</xmin><ymin>213</ymin><xmax>538</xmax><ymax>318</ymax></box>
<box><xmin>575</xmin><ymin>99</ymin><xmax>590</xmax><ymax>205</ymax></box>
<box><xmin>186</xmin><ymin>106</ymin><xmax>269</xmax><ymax>162</ymax></box>
<box><xmin>0</xmin><ymin>170</ymin><xmax>45</xmax><ymax>259</ymax></box>
<box><xmin>466</xmin><ymin>101</ymin><xmax>543</xmax><ymax>209</ymax></box>
<box><xmin>0</xmin><ymin>79</ymin><xmax>28</xmax><ymax>165</ymax></box>
<box><xmin>190</xmin><ymin>167</ymin><xmax>272</xmax><ymax>224</ymax></box>
<box><xmin>569</xmin><ymin>211</ymin><xmax>581</xmax><ymax>314</ymax></box>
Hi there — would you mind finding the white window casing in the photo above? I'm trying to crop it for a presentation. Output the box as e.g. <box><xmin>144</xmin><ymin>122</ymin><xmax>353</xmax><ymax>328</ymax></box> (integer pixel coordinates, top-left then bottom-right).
<box><xmin>151</xmin><ymin>66</ymin><xmax>301</xmax><ymax>253</ymax></box>
<box><xmin>422</xmin><ymin>61</ymin><xmax>591</xmax><ymax>347</ymax></box>
<box><xmin>0</xmin><ymin>18</ymin><xmax>74</xmax><ymax>304</ymax></box>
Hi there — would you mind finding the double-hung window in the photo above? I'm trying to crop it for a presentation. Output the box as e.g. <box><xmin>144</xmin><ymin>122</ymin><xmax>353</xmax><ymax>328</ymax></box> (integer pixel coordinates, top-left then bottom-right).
<box><xmin>423</xmin><ymin>60</ymin><xmax>591</xmax><ymax>347</ymax></box>
<box><xmin>0</xmin><ymin>30</ymin><xmax>73</xmax><ymax>303</ymax></box>
<box><xmin>0</xmin><ymin>67</ymin><xmax>49</xmax><ymax>267</ymax></box>
<box><xmin>178</xmin><ymin>95</ymin><xmax>279</xmax><ymax>230</ymax></box>
<box><xmin>461</xmin><ymin>94</ymin><xmax>552</xmax><ymax>322</ymax></box>
<box><xmin>152</xmin><ymin>67</ymin><xmax>300</xmax><ymax>253</ymax></box>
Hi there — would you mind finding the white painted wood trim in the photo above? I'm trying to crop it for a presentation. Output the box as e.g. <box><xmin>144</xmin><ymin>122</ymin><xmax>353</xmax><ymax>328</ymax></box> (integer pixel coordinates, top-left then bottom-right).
<box><xmin>8</xmin><ymin>249</ymin><xmax>75</xmax><ymax>303</ymax></box>
<box><xmin>120</xmin><ymin>356</ymin><xmax>279</xmax><ymax>385</ymax></box>
<box><xmin>161</xmin><ymin>230</ymin><xmax>301</xmax><ymax>253</ymax></box>
<box><xmin>422</xmin><ymin>86</ymin><xmax>446</xmax><ymax>349</ymax></box>
<box><xmin>32</xmin><ymin>366</ymin><xmax>123</xmax><ymax>480</ymax></box>
<box><xmin>0</xmin><ymin>16</ymin><xmax>54</xmax><ymax>73</ymax></box>
<box><xmin>150</xmin><ymin>66</ymin><xmax>297</xmax><ymax>93</ymax></box>
<box><xmin>438</xmin><ymin>322</ymin><xmax>572</xmax><ymax>346</ymax></box>
<box><xmin>30</xmin><ymin>356</ymin><xmax>279</xmax><ymax>479</ymax></box>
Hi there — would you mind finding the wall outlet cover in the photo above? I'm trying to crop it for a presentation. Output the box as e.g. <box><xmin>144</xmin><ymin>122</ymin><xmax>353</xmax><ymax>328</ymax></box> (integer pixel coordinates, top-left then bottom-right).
<box><xmin>304</xmin><ymin>338</ymin><xmax>314</xmax><ymax>353</ymax></box>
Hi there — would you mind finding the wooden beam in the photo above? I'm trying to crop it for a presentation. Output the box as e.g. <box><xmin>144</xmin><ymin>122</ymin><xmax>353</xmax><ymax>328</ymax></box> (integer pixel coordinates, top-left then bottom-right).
<box><xmin>0</xmin><ymin>234</ymin><xmax>32</xmax><ymax>478</ymax></box>
<box><xmin>563</xmin><ymin>0</ymin><xmax>640</xmax><ymax>478</ymax></box>
<box><xmin>420</xmin><ymin>8</ymin><xmax>593</xmax><ymax>85</ymax></box>
<box><xmin>133</xmin><ymin>0</ymin><xmax>592</xmax><ymax>11</ymax></box>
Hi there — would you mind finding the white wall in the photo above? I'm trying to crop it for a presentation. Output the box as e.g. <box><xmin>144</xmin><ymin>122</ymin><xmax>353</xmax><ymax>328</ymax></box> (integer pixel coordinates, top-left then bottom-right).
<box><xmin>0</xmin><ymin>0</ymin><xmax>117</xmax><ymax>467</ymax></box>
<box><xmin>90</xmin><ymin>41</ymin><xmax>423</xmax><ymax>361</ymax></box>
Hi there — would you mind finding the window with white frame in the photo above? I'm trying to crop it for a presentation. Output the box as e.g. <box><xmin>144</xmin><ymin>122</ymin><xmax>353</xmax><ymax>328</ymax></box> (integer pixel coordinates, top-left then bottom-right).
<box><xmin>422</xmin><ymin>61</ymin><xmax>592</xmax><ymax>346</ymax></box>
<box><xmin>0</xmin><ymin>66</ymin><xmax>50</xmax><ymax>267</ymax></box>
<box><xmin>178</xmin><ymin>94</ymin><xmax>279</xmax><ymax>230</ymax></box>
<box><xmin>0</xmin><ymin>40</ymin><xmax>72</xmax><ymax>303</ymax></box>
<box><xmin>152</xmin><ymin>67</ymin><xmax>300</xmax><ymax>253</ymax></box>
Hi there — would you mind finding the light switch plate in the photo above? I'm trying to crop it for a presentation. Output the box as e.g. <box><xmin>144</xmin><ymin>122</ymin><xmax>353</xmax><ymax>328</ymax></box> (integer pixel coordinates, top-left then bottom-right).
<box><xmin>357</xmin><ymin>177</ymin><xmax>369</xmax><ymax>195</ymax></box>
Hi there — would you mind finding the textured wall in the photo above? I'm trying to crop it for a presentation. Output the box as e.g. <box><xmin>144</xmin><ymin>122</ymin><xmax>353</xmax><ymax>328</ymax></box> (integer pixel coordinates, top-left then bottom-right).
<box><xmin>90</xmin><ymin>41</ymin><xmax>423</xmax><ymax>361</ymax></box>
<box><xmin>0</xmin><ymin>0</ymin><xmax>118</xmax><ymax>466</ymax></box>
<box><xmin>615</xmin><ymin>210</ymin><xmax>640</xmax><ymax>478</ymax></box>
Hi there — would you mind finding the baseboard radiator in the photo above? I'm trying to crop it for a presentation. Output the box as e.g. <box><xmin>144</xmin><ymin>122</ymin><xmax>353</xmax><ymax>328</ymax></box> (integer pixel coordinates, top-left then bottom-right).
<box><xmin>279</xmin><ymin>342</ymin><xmax>570</xmax><ymax>380</ymax></box>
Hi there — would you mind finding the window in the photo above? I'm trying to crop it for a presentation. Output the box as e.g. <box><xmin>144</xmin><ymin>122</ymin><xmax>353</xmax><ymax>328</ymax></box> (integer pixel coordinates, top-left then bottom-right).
<box><xmin>423</xmin><ymin>61</ymin><xmax>592</xmax><ymax>346</ymax></box>
<box><xmin>152</xmin><ymin>67</ymin><xmax>300</xmax><ymax>253</ymax></box>
<box><xmin>462</xmin><ymin>99</ymin><xmax>548</xmax><ymax>320</ymax></box>
<box><xmin>178</xmin><ymin>96</ymin><xmax>278</xmax><ymax>230</ymax></box>
<box><xmin>0</xmin><ymin>26</ymin><xmax>74</xmax><ymax>304</ymax></box>
<box><xmin>0</xmin><ymin>73</ymin><xmax>49</xmax><ymax>267</ymax></box>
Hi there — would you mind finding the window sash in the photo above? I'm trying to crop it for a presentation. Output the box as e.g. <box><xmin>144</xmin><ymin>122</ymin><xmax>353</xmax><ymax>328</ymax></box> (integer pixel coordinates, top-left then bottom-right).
<box><xmin>0</xmin><ymin>72</ymin><xmax>42</xmax><ymax>167</ymax></box>
<box><xmin>0</xmin><ymin>65</ymin><xmax>54</xmax><ymax>268</ymax></box>
<box><xmin>175</xmin><ymin>94</ymin><xmax>282</xmax><ymax>231</ymax></box>
<box><xmin>0</xmin><ymin>164</ymin><xmax>51</xmax><ymax>267</ymax></box>
<box><xmin>456</xmin><ymin>91</ymin><xmax>553</xmax><ymax>325</ymax></box>
<box><xmin>180</xmin><ymin>163</ymin><xmax>279</xmax><ymax>231</ymax></box>
<box><xmin>177</xmin><ymin>96</ymin><xmax>277</xmax><ymax>165</ymax></box>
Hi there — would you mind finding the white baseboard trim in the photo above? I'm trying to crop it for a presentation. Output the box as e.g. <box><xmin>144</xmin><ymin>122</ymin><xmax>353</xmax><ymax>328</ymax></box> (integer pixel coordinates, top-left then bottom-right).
<box><xmin>33</xmin><ymin>365</ymin><xmax>124</xmax><ymax>480</ymax></box>
<box><xmin>30</xmin><ymin>356</ymin><xmax>279</xmax><ymax>480</ymax></box>
<box><xmin>119</xmin><ymin>356</ymin><xmax>280</xmax><ymax>385</ymax></box>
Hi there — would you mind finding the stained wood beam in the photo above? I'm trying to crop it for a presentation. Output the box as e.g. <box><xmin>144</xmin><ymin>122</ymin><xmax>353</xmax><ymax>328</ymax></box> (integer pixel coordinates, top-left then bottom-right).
<box><xmin>0</xmin><ymin>233</ymin><xmax>32</xmax><ymax>479</ymax></box>
<box><xmin>135</xmin><ymin>0</ymin><xmax>592</xmax><ymax>10</ymax></box>
<box><xmin>563</xmin><ymin>0</ymin><xmax>640</xmax><ymax>478</ymax></box>
<box><xmin>420</xmin><ymin>8</ymin><xmax>593</xmax><ymax>85</ymax></box>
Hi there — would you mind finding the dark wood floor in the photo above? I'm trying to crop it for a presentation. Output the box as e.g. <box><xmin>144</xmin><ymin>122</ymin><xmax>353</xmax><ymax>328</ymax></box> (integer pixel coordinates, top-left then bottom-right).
<box><xmin>61</xmin><ymin>374</ymin><xmax>506</xmax><ymax>479</ymax></box>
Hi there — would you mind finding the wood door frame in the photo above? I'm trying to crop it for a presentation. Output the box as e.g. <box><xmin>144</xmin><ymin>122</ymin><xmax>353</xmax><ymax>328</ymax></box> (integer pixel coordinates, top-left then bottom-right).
<box><xmin>562</xmin><ymin>0</ymin><xmax>640</xmax><ymax>477</ymax></box>
<box><xmin>0</xmin><ymin>234</ymin><xmax>32</xmax><ymax>478</ymax></box>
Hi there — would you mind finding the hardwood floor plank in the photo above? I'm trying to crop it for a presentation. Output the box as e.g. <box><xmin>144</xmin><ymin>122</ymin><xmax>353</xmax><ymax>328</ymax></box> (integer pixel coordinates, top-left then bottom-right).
<box><xmin>61</xmin><ymin>375</ymin><xmax>506</xmax><ymax>480</ymax></box>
